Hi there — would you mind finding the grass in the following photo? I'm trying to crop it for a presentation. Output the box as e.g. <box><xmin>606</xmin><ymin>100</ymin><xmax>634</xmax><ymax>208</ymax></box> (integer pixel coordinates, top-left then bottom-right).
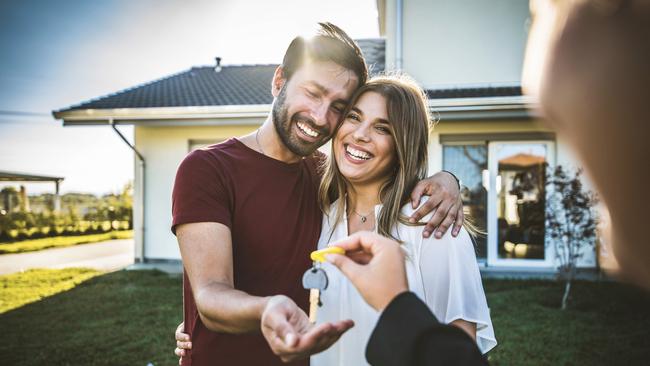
<box><xmin>484</xmin><ymin>280</ymin><xmax>650</xmax><ymax>365</ymax></box>
<box><xmin>0</xmin><ymin>271</ymin><xmax>649</xmax><ymax>365</ymax></box>
<box><xmin>0</xmin><ymin>269</ymin><xmax>182</xmax><ymax>366</ymax></box>
<box><xmin>0</xmin><ymin>230</ymin><xmax>133</xmax><ymax>254</ymax></box>
<box><xmin>0</xmin><ymin>268</ymin><xmax>101</xmax><ymax>313</ymax></box>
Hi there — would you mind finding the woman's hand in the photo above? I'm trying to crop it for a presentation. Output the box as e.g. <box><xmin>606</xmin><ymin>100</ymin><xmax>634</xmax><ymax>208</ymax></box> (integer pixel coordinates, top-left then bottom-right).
<box><xmin>174</xmin><ymin>322</ymin><xmax>191</xmax><ymax>365</ymax></box>
<box><xmin>409</xmin><ymin>171</ymin><xmax>464</xmax><ymax>239</ymax></box>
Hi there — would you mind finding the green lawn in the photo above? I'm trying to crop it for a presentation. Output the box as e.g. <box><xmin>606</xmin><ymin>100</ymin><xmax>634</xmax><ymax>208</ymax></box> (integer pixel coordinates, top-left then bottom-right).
<box><xmin>0</xmin><ymin>270</ymin><xmax>648</xmax><ymax>365</ymax></box>
<box><xmin>0</xmin><ymin>269</ymin><xmax>182</xmax><ymax>366</ymax></box>
<box><xmin>0</xmin><ymin>230</ymin><xmax>133</xmax><ymax>254</ymax></box>
<box><xmin>484</xmin><ymin>280</ymin><xmax>650</xmax><ymax>365</ymax></box>
<box><xmin>0</xmin><ymin>268</ymin><xmax>101</xmax><ymax>313</ymax></box>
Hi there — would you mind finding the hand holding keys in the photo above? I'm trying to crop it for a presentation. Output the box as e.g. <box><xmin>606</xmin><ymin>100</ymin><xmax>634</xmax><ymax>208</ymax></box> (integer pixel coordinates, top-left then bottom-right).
<box><xmin>302</xmin><ymin>247</ymin><xmax>345</xmax><ymax>323</ymax></box>
<box><xmin>259</xmin><ymin>247</ymin><xmax>352</xmax><ymax>362</ymax></box>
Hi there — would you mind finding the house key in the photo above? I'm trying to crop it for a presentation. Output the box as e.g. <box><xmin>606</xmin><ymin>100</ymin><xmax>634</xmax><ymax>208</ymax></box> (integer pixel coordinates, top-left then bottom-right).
<box><xmin>302</xmin><ymin>264</ymin><xmax>328</xmax><ymax>323</ymax></box>
<box><xmin>302</xmin><ymin>247</ymin><xmax>345</xmax><ymax>323</ymax></box>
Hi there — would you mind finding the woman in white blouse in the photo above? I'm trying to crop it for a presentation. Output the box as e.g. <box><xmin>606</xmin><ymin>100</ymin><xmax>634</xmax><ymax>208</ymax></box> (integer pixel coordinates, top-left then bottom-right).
<box><xmin>311</xmin><ymin>74</ymin><xmax>496</xmax><ymax>365</ymax></box>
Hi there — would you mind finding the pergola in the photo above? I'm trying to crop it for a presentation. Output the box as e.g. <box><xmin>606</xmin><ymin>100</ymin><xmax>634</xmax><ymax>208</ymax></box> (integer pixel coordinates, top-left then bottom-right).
<box><xmin>0</xmin><ymin>171</ymin><xmax>64</xmax><ymax>212</ymax></box>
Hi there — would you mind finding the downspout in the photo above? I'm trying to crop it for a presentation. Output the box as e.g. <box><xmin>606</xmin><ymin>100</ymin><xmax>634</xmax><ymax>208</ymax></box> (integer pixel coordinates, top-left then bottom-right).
<box><xmin>109</xmin><ymin>118</ymin><xmax>146</xmax><ymax>263</ymax></box>
<box><xmin>396</xmin><ymin>0</ymin><xmax>403</xmax><ymax>70</ymax></box>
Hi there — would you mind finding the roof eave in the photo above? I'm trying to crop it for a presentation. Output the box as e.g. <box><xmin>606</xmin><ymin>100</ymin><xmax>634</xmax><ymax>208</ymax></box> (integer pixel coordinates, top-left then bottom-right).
<box><xmin>429</xmin><ymin>95</ymin><xmax>540</xmax><ymax>120</ymax></box>
<box><xmin>53</xmin><ymin>104</ymin><xmax>271</xmax><ymax>126</ymax></box>
<box><xmin>53</xmin><ymin>96</ymin><xmax>540</xmax><ymax>125</ymax></box>
<box><xmin>0</xmin><ymin>171</ymin><xmax>64</xmax><ymax>182</ymax></box>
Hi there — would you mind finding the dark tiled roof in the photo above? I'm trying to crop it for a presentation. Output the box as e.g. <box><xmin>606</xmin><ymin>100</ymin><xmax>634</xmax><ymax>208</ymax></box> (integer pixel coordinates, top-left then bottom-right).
<box><xmin>56</xmin><ymin>38</ymin><xmax>521</xmax><ymax>113</ymax></box>
<box><xmin>62</xmin><ymin>65</ymin><xmax>277</xmax><ymax>110</ymax></box>
<box><xmin>426</xmin><ymin>86</ymin><xmax>522</xmax><ymax>99</ymax></box>
<box><xmin>58</xmin><ymin>39</ymin><xmax>388</xmax><ymax>112</ymax></box>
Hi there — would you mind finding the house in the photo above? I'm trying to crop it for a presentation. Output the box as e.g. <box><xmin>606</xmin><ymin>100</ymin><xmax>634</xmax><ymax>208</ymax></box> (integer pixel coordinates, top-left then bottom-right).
<box><xmin>53</xmin><ymin>0</ymin><xmax>597</xmax><ymax>271</ymax></box>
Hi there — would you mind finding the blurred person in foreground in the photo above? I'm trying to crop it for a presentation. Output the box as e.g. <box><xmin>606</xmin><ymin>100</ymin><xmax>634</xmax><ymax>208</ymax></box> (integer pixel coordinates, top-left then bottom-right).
<box><xmin>522</xmin><ymin>0</ymin><xmax>650</xmax><ymax>288</ymax></box>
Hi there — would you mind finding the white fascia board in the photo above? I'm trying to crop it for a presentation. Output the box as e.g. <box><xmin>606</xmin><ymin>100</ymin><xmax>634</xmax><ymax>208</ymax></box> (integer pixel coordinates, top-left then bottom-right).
<box><xmin>428</xmin><ymin>95</ymin><xmax>541</xmax><ymax>120</ymax></box>
<box><xmin>428</xmin><ymin>95</ymin><xmax>536</xmax><ymax>109</ymax></box>
<box><xmin>54</xmin><ymin>104</ymin><xmax>271</xmax><ymax>126</ymax></box>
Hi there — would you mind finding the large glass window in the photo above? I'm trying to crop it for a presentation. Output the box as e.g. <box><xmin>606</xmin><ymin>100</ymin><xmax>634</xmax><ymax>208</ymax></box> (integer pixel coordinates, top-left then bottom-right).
<box><xmin>443</xmin><ymin>144</ymin><xmax>488</xmax><ymax>259</ymax></box>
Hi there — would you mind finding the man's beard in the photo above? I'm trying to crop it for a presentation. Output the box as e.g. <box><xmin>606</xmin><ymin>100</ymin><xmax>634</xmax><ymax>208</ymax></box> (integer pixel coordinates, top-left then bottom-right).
<box><xmin>272</xmin><ymin>86</ymin><xmax>330</xmax><ymax>157</ymax></box>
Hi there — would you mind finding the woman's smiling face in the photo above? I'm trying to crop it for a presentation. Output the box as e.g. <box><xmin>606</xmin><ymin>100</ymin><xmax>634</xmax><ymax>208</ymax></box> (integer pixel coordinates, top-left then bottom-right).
<box><xmin>334</xmin><ymin>91</ymin><xmax>396</xmax><ymax>186</ymax></box>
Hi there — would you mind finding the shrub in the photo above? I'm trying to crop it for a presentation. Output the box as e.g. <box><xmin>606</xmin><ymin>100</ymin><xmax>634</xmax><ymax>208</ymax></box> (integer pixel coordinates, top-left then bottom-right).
<box><xmin>545</xmin><ymin>165</ymin><xmax>598</xmax><ymax>310</ymax></box>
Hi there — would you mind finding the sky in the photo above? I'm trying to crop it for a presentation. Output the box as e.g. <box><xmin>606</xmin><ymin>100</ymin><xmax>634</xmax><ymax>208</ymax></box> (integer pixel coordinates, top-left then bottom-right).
<box><xmin>0</xmin><ymin>0</ymin><xmax>379</xmax><ymax>195</ymax></box>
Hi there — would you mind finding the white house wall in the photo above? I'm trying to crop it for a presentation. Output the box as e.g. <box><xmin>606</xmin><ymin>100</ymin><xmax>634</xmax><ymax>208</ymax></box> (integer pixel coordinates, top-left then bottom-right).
<box><xmin>385</xmin><ymin>0</ymin><xmax>530</xmax><ymax>87</ymax></box>
<box><xmin>134</xmin><ymin>124</ymin><xmax>257</xmax><ymax>261</ymax></box>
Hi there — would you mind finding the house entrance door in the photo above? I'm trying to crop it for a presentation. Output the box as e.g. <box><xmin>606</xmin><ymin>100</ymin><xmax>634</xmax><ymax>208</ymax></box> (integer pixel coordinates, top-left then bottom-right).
<box><xmin>486</xmin><ymin>141</ymin><xmax>554</xmax><ymax>268</ymax></box>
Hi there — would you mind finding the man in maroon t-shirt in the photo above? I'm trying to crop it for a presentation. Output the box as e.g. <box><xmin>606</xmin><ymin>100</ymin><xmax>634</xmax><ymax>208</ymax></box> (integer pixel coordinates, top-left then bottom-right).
<box><xmin>172</xmin><ymin>23</ymin><xmax>464</xmax><ymax>366</ymax></box>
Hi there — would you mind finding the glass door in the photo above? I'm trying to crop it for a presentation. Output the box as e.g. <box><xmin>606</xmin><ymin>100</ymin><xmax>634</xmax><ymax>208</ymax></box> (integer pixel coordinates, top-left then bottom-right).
<box><xmin>487</xmin><ymin>141</ymin><xmax>554</xmax><ymax>267</ymax></box>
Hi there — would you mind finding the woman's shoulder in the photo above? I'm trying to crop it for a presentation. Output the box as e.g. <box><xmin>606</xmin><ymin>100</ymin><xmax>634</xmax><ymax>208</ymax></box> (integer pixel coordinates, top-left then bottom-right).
<box><xmin>399</xmin><ymin>196</ymin><xmax>436</xmax><ymax>222</ymax></box>
<box><xmin>399</xmin><ymin>199</ymin><xmax>476</xmax><ymax>255</ymax></box>
<box><xmin>397</xmin><ymin>196</ymin><xmax>437</xmax><ymax>238</ymax></box>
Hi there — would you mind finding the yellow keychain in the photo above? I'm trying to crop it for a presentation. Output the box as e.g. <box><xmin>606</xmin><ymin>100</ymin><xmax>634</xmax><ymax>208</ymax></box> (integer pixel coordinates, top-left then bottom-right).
<box><xmin>310</xmin><ymin>246</ymin><xmax>345</xmax><ymax>263</ymax></box>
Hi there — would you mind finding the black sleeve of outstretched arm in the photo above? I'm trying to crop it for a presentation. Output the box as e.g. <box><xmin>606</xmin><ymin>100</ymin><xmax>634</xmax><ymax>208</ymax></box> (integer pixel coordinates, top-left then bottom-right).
<box><xmin>366</xmin><ymin>292</ymin><xmax>489</xmax><ymax>366</ymax></box>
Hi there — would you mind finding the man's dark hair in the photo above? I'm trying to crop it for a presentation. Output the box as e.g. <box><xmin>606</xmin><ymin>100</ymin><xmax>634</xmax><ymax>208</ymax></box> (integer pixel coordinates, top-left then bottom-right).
<box><xmin>281</xmin><ymin>22</ymin><xmax>368</xmax><ymax>86</ymax></box>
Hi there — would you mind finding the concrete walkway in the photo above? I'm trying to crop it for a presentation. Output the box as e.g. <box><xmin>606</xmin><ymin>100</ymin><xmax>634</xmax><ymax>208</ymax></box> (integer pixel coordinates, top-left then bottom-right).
<box><xmin>0</xmin><ymin>239</ymin><xmax>134</xmax><ymax>275</ymax></box>
<box><xmin>127</xmin><ymin>261</ymin><xmax>183</xmax><ymax>274</ymax></box>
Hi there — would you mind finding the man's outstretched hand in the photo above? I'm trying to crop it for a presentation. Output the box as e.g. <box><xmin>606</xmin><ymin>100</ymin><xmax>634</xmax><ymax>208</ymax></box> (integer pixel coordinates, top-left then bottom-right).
<box><xmin>261</xmin><ymin>295</ymin><xmax>354</xmax><ymax>363</ymax></box>
<box><xmin>173</xmin><ymin>296</ymin><xmax>353</xmax><ymax>365</ymax></box>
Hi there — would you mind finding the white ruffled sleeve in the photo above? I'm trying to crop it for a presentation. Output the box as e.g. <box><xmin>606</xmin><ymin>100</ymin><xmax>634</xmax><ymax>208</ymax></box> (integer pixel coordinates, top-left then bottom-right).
<box><xmin>416</xmin><ymin>227</ymin><xmax>497</xmax><ymax>354</ymax></box>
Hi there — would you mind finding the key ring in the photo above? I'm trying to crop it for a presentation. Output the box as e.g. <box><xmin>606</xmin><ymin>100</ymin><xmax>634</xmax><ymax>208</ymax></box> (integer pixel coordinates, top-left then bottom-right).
<box><xmin>310</xmin><ymin>247</ymin><xmax>345</xmax><ymax>263</ymax></box>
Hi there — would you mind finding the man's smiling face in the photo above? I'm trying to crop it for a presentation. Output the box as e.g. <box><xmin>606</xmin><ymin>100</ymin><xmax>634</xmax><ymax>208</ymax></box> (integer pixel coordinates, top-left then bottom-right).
<box><xmin>272</xmin><ymin>61</ymin><xmax>359</xmax><ymax>157</ymax></box>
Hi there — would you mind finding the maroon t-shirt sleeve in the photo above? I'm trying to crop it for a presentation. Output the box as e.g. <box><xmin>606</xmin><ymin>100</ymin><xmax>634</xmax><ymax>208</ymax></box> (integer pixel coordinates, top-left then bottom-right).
<box><xmin>171</xmin><ymin>149</ymin><xmax>232</xmax><ymax>234</ymax></box>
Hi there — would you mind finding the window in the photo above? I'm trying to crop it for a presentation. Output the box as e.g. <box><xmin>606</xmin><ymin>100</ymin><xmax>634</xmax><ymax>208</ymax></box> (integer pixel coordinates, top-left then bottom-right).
<box><xmin>443</xmin><ymin>143</ymin><xmax>488</xmax><ymax>259</ymax></box>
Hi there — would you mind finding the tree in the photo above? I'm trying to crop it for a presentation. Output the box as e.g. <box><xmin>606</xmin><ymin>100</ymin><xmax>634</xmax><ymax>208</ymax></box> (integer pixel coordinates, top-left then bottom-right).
<box><xmin>545</xmin><ymin>165</ymin><xmax>598</xmax><ymax>310</ymax></box>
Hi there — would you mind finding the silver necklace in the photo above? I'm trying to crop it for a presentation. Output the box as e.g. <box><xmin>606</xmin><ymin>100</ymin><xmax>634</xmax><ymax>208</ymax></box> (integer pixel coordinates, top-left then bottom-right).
<box><xmin>255</xmin><ymin>129</ymin><xmax>266</xmax><ymax>155</ymax></box>
<box><xmin>350</xmin><ymin>208</ymin><xmax>373</xmax><ymax>223</ymax></box>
